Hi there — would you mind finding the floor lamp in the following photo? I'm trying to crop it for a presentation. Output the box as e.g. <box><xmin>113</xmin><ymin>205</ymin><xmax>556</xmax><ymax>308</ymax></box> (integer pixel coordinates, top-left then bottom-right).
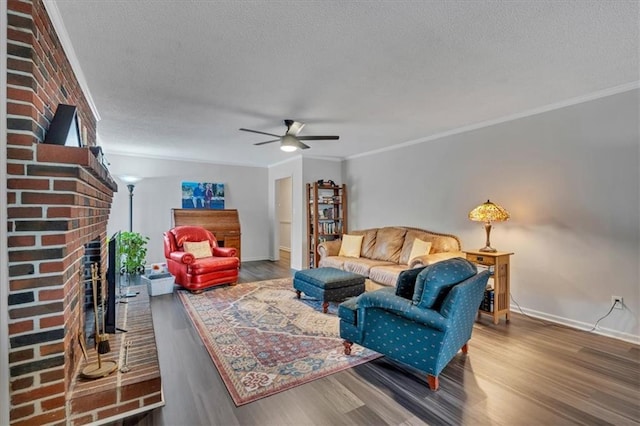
<box><xmin>119</xmin><ymin>176</ymin><xmax>142</xmax><ymax>232</ymax></box>
<box><xmin>119</xmin><ymin>176</ymin><xmax>142</xmax><ymax>290</ymax></box>
<box><xmin>127</xmin><ymin>184</ymin><xmax>135</xmax><ymax>232</ymax></box>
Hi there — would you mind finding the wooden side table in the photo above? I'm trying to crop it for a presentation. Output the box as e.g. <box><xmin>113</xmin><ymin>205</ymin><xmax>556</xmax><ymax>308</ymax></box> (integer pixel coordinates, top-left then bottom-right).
<box><xmin>463</xmin><ymin>250</ymin><xmax>514</xmax><ymax>325</ymax></box>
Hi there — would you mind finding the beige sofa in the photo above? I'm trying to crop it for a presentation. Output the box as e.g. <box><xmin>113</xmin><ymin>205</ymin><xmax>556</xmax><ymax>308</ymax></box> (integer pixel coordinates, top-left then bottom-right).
<box><xmin>317</xmin><ymin>226</ymin><xmax>463</xmax><ymax>290</ymax></box>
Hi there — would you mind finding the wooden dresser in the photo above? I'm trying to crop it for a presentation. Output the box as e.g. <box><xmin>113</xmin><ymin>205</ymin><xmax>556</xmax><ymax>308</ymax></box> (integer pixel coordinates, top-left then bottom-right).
<box><xmin>172</xmin><ymin>209</ymin><xmax>241</xmax><ymax>261</ymax></box>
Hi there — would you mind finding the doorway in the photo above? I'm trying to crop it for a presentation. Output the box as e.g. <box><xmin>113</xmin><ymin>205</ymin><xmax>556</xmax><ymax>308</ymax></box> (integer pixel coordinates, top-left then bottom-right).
<box><xmin>275</xmin><ymin>177</ymin><xmax>292</xmax><ymax>268</ymax></box>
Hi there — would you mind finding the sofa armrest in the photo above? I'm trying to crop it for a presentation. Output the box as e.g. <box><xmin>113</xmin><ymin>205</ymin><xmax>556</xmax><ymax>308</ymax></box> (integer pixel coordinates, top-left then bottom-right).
<box><xmin>409</xmin><ymin>251</ymin><xmax>465</xmax><ymax>268</ymax></box>
<box><xmin>169</xmin><ymin>251</ymin><xmax>195</xmax><ymax>265</ymax></box>
<box><xmin>213</xmin><ymin>246</ymin><xmax>237</xmax><ymax>257</ymax></box>
<box><xmin>318</xmin><ymin>239</ymin><xmax>342</xmax><ymax>258</ymax></box>
<box><xmin>358</xmin><ymin>289</ymin><xmax>450</xmax><ymax>332</ymax></box>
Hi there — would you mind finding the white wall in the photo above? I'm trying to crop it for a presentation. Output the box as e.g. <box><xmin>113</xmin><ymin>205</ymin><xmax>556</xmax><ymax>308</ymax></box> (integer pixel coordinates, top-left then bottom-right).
<box><xmin>344</xmin><ymin>89</ymin><xmax>639</xmax><ymax>342</ymax></box>
<box><xmin>105</xmin><ymin>153</ymin><xmax>270</xmax><ymax>263</ymax></box>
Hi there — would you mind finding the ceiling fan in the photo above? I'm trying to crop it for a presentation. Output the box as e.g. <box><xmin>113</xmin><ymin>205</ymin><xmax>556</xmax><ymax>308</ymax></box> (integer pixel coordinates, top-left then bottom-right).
<box><xmin>240</xmin><ymin>119</ymin><xmax>339</xmax><ymax>152</ymax></box>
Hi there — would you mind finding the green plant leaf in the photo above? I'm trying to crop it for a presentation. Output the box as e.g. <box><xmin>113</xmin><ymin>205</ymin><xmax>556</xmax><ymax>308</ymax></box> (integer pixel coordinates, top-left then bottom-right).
<box><xmin>118</xmin><ymin>231</ymin><xmax>150</xmax><ymax>274</ymax></box>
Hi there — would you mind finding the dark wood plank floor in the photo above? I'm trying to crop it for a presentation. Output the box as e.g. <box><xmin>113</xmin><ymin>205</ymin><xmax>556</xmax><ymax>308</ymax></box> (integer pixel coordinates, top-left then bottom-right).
<box><xmin>124</xmin><ymin>260</ymin><xmax>640</xmax><ymax>426</ymax></box>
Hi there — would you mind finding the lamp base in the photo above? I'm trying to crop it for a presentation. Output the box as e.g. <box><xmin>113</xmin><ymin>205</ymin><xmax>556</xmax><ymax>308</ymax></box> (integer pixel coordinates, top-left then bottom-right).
<box><xmin>479</xmin><ymin>223</ymin><xmax>497</xmax><ymax>253</ymax></box>
<box><xmin>479</xmin><ymin>246</ymin><xmax>497</xmax><ymax>253</ymax></box>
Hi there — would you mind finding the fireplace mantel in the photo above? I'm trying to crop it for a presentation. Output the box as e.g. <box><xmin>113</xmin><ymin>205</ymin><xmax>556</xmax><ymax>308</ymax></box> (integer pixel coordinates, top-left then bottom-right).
<box><xmin>35</xmin><ymin>144</ymin><xmax>117</xmax><ymax>192</ymax></box>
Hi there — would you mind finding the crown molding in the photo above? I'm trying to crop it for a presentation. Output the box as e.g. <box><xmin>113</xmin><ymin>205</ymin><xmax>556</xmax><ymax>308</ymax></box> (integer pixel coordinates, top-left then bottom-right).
<box><xmin>104</xmin><ymin>148</ymin><xmax>267</xmax><ymax>169</ymax></box>
<box><xmin>347</xmin><ymin>81</ymin><xmax>640</xmax><ymax>161</ymax></box>
<box><xmin>302</xmin><ymin>154</ymin><xmax>345</xmax><ymax>163</ymax></box>
<box><xmin>43</xmin><ymin>0</ymin><xmax>101</xmax><ymax>121</ymax></box>
<box><xmin>268</xmin><ymin>155</ymin><xmax>303</xmax><ymax>168</ymax></box>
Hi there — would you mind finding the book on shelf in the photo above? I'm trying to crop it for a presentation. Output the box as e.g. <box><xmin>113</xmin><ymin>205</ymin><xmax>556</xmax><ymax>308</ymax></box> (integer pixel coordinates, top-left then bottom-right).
<box><xmin>480</xmin><ymin>289</ymin><xmax>494</xmax><ymax>312</ymax></box>
<box><xmin>317</xmin><ymin>221</ymin><xmax>343</xmax><ymax>234</ymax></box>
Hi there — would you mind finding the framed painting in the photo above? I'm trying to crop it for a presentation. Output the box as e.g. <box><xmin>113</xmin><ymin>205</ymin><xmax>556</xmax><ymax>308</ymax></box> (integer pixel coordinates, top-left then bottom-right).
<box><xmin>181</xmin><ymin>182</ymin><xmax>225</xmax><ymax>209</ymax></box>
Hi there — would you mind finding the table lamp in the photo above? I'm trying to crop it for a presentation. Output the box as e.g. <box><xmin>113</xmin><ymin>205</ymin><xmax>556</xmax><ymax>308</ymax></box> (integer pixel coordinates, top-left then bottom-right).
<box><xmin>468</xmin><ymin>199</ymin><xmax>510</xmax><ymax>252</ymax></box>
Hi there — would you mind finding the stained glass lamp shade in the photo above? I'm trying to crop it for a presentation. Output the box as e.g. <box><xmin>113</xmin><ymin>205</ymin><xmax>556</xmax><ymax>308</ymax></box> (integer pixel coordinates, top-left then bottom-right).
<box><xmin>468</xmin><ymin>200</ymin><xmax>510</xmax><ymax>252</ymax></box>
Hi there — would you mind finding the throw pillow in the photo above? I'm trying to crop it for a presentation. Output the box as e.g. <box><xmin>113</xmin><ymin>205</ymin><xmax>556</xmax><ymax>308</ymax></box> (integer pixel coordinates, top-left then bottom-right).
<box><xmin>183</xmin><ymin>241</ymin><xmax>212</xmax><ymax>259</ymax></box>
<box><xmin>407</xmin><ymin>239</ymin><xmax>432</xmax><ymax>264</ymax></box>
<box><xmin>338</xmin><ymin>234</ymin><xmax>364</xmax><ymax>258</ymax></box>
<box><xmin>412</xmin><ymin>258</ymin><xmax>477</xmax><ymax>310</ymax></box>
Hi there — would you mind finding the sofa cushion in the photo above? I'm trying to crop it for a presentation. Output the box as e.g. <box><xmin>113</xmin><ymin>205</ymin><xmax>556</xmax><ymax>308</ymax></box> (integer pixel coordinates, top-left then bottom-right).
<box><xmin>319</xmin><ymin>256</ymin><xmax>349</xmax><ymax>269</ymax></box>
<box><xmin>344</xmin><ymin>258</ymin><xmax>394</xmax><ymax>277</ymax></box>
<box><xmin>394</xmin><ymin>266</ymin><xmax>427</xmax><ymax>299</ymax></box>
<box><xmin>338</xmin><ymin>234</ymin><xmax>364</xmax><ymax>258</ymax></box>
<box><xmin>425</xmin><ymin>233</ymin><xmax>461</xmax><ymax>254</ymax></box>
<box><xmin>352</xmin><ymin>229</ymin><xmax>378</xmax><ymax>258</ymax></box>
<box><xmin>371</xmin><ymin>227</ymin><xmax>407</xmax><ymax>262</ymax></box>
<box><xmin>183</xmin><ymin>241</ymin><xmax>212</xmax><ymax>259</ymax></box>
<box><xmin>369</xmin><ymin>264</ymin><xmax>411</xmax><ymax>287</ymax></box>
<box><xmin>413</xmin><ymin>257</ymin><xmax>477</xmax><ymax>310</ymax></box>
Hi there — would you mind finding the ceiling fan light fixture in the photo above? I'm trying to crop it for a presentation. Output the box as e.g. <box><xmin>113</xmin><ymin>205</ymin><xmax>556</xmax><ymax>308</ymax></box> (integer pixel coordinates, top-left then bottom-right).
<box><xmin>280</xmin><ymin>144</ymin><xmax>297</xmax><ymax>152</ymax></box>
<box><xmin>280</xmin><ymin>135</ymin><xmax>299</xmax><ymax>152</ymax></box>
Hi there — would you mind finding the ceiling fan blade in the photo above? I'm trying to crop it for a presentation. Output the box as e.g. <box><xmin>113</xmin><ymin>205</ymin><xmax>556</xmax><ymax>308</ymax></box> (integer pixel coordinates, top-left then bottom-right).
<box><xmin>285</xmin><ymin>120</ymin><xmax>305</xmax><ymax>136</ymax></box>
<box><xmin>296</xmin><ymin>140</ymin><xmax>311</xmax><ymax>150</ymax></box>
<box><xmin>240</xmin><ymin>128</ymin><xmax>281</xmax><ymax>138</ymax></box>
<box><xmin>297</xmin><ymin>135</ymin><xmax>339</xmax><ymax>141</ymax></box>
<box><xmin>253</xmin><ymin>139</ymin><xmax>281</xmax><ymax>146</ymax></box>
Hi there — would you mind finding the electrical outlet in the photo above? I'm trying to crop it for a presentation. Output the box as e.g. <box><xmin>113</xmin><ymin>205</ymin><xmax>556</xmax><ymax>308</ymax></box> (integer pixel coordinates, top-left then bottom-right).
<box><xmin>611</xmin><ymin>296</ymin><xmax>624</xmax><ymax>309</ymax></box>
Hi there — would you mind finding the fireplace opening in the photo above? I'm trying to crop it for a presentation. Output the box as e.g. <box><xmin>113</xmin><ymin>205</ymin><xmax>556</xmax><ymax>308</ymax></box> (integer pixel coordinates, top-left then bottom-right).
<box><xmin>82</xmin><ymin>239</ymin><xmax>104</xmax><ymax>348</ymax></box>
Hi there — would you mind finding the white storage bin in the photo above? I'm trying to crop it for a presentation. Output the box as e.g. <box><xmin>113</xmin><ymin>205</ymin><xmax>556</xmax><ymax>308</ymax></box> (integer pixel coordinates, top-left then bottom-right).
<box><xmin>141</xmin><ymin>273</ymin><xmax>175</xmax><ymax>296</ymax></box>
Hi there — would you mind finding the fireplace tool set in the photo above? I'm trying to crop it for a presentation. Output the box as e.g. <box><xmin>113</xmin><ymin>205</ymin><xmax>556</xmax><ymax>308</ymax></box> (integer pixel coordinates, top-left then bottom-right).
<box><xmin>80</xmin><ymin>263</ymin><xmax>118</xmax><ymax>379</ymax></box>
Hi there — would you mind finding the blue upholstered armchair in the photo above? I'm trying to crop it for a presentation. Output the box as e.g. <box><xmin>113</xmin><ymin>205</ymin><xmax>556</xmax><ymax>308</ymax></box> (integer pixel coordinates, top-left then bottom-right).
<box><xmin>339</xmin><ymin>257</ymin><xmax>490</xmax><ymax>390</ymax></box>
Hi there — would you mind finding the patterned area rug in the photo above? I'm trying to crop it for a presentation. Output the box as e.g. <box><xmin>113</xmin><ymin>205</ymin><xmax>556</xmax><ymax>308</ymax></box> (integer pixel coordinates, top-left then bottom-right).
<box><xmin>178</xmin><ymin>278</ymin><xmax>380</xmax><ymax>406</ymax></box>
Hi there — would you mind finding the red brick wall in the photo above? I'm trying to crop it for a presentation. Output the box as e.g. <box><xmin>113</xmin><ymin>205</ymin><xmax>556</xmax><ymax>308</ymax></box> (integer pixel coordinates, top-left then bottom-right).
<box><xmin>7</xmin><ymin>0</ymin><xmax>96</xmax><ymax>147</ymax></box>
<box><xmin>6</xmin><ymin>1</ymin><xmax>116</xmax><ymax>424</ymax></box>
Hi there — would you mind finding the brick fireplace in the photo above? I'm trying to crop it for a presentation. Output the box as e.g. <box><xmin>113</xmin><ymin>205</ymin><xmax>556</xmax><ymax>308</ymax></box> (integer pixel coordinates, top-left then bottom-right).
<box><xmin>6</xmin><ymin>1</ymin><xmax>117</xmax><ymax>424</ymax></box>
<box><xmin>7</xmin><ymin>145</ymin><xmax>117</xmax><ymax>425</ymax></box>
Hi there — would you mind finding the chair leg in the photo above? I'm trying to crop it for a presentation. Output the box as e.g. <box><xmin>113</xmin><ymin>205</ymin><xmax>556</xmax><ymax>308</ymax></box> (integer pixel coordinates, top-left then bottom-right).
<box><xmin>461</xmin><ymin>343</ymin><xmax>468</xmax><ymax>354</ymax></box>
<box><xmin>322</xmin><ymin>302</ymin><xmax>329</xmax><ymax>313</ymax></box>
<box><xmin>343</xmin><ymin>340</ymin><xmax>353</xmax><ymax>355</ymax></box>
<box><xmin>427</xmin><ymin>375</ymin><xmax>439</xmax><ymax>391</ymax></box>
<box><xmin>296</xmin><ymin>290</ymin><xmax>301</xmax><ymax>299</ymax></box>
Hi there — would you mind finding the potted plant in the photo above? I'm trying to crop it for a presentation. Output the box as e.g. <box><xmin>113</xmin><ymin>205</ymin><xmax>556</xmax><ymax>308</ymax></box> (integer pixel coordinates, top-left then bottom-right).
<box><xmin>118</xmin><ymin>231</ymin><xmax>150</xmax><ymax>275</ymax></box>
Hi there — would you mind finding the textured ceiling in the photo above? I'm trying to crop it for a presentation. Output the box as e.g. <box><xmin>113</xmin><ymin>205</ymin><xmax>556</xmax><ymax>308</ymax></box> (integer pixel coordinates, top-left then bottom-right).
<box><xmin>53</xmin><ymin>1</ymin><xmax>639</xmax><ymax>167</ymax></box>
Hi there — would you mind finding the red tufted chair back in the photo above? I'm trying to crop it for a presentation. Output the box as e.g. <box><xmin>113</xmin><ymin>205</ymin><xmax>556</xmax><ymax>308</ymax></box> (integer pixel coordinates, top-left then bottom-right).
<box><xmin>163</xmin><ymin>226</ymin><xmax>219</xmax><ymax>258</ymax></box>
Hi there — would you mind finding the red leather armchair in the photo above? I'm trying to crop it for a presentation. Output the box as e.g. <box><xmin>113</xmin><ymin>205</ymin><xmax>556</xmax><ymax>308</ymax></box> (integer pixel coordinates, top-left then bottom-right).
<box><xmin>163</xmin><ymin>226</ymin><xmax>239</xmax><ymax>292</ymax></box>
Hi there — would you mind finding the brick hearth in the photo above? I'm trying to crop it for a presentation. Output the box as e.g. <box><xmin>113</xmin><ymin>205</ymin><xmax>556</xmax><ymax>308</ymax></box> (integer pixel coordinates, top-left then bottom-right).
<box><xmin>67</xmin><ymin>285</ymin><xmax>163</xmax><ymax>425</ymax></box>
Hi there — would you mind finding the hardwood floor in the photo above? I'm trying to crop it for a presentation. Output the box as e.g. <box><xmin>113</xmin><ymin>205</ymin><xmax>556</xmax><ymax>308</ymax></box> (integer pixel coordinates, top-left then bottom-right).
<box><xmin>124</xmin><ymin>260</ymin><xmax>639</xmax><ymax>426</ymax></box>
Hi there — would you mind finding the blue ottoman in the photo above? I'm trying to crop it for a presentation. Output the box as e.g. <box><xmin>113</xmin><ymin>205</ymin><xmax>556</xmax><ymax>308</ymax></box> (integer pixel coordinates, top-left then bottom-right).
<box><xmin>294</xmin><ymin>267</ymin><xmax>366</xmax><ymax>313</ymax></box>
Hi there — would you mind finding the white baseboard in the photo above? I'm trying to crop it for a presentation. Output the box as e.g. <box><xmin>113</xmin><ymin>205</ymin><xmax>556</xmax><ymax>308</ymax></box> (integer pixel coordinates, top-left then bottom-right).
<box><xmin>241</xmin><ymin>256</ymin><xmax>271</xmax><ymax>262</ymax></box>
<box><xmin>513</xmin><ymin>305</ymin><xmax>640</xmax><ymax>345</ymax></box>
